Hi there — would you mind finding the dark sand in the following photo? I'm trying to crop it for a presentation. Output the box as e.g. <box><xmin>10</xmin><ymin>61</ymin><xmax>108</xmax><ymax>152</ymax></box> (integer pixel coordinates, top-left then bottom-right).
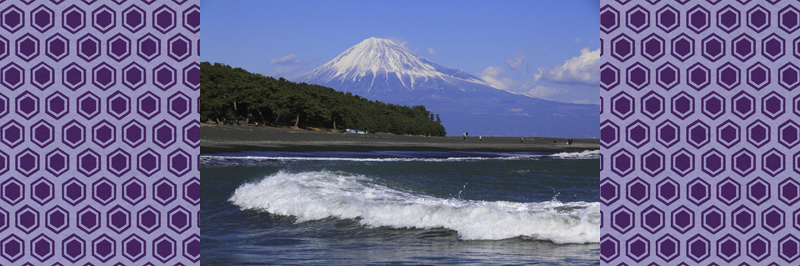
<box><xmin>200</xmin><ymin>124</ymin><xmax>600</xmax><ymax>154</ymax></box>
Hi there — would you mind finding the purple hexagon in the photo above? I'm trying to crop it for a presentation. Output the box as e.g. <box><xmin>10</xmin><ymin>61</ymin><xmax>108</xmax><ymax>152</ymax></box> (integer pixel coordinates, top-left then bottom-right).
<box><xmin>122</xmin><ymin>62</ymin><xmax>146</xmax><ymax>90</ymax></box>
<box><xmin>137</xmin><ymin>148</ymin><xmax>160</xmax><ymax>177</ymax></box>
<box><xmin>92</xmin><ymin>178</ymin><xmax>115</xmax><ymax>206</ymax></box>
<box><xmin>92</xmin><ymin>234</ymin><xmax>115</xmax><ymax>263</ymax></box>
<box><xmin>153</xmin><ymin>5</ymin><xmax>177</xmax><ymax>34</ymax></box>
<box><xmin>122</xmin><ymin>234</ymin><xmax>146</xmax><ymax>262</ymax></box>
<box><xmin>153</xmin><ymin>63</ymin><xmax>177</xmax><ymax>90</ymax></box>
<box><xmin>15</xmin><ymin>149</ymin><xmax>39</xmax><ymax>177</ymax></box>
<box><xmin>183</xmin><ymin>234</ymin><xmax>200</xmax><ymax>263</ymax></box>
<box><xmin>656</xmin><ymin>120</ymin><xmax>679</xmax><ymax>148</ymax></box>
<box><xmin>687</xmin><ymin>63</ymin><xmax>711</xmax><ymax>90</ymax></box>
<box><xmin>701</xmin><ymin>206</ymin><xmax>725</xmax><ymax>234</ymax></box>
<box><xmin>1</xmin><ymin>62</ymin><xmax>24</xmax><ymax>90</ymax></box>
<box><xmin>45</xmin><ymin>148</ymin><xmax>68</xmax><ymax>176</ymax></box>
<box><xmin>45</xmin><ymin>91</ymin><xmax>68</xmax><ymax>119</ymax></box>
<box><xmin>625</xmin><ymin>63</ymin><xmax>649</xmax><ymax>90</ymax></box>
<box><xmin>779</xmin><ymin>63</ymin><xmax>800</xmax><ymax>91</ymax></box>
<box><xmin>610</xmin><ymin>34</ymin><xmax>634</xmax><ymax>62</ymax></box>
<box><xmin>91</xmin><ymin>62</ymin><xmax>116</xmax><ymax>90</ymax></box>
<box><xmin>107</xmin><ymin>91</ymin><xmax>131</xmax><ymax>120</ymax></box>
<box><xmin>600</xmin><ymin>63</ymin><xmax>619</xmax><ymax>91</ymax></box>
<box><xmin>45</xmin><ymin>34</ymin><xmax>68</xmax><ymax>61</ymax></box>
<box><xmin>600</xmin><ymin>6</ymin><xmax>619</xmax><ymax>34</ymax></box>
<box><xmin>77</xmin><ymin>149</ymin><xmax>101</xmax><ymax>176</ymax></box>
<box><xmin>687</xmin><ymin>178</ymin><xmax>711</xmax><ymax>205</ymax></box>
<box><xmin>122</xmin><ymin>5</ymin><xmax>146</xmax><ymax>32</ymax></box>
<box><xmin>14</xmin><ymin>91</ymin><xmax>38</xmax><ymax>120</ymax></box>
<box><xmin>746</xmin><ymin>62</ymin><xmax>770</xmax><ymax>90</ymax></box>
<box><xmin>168</xmin><ymin>149</ymin><xmax>192</xmax><ymax>176</ymax></box>
<box><xmin>780</xmin><ymin>178</ymin><xmax>800</xmax><ymax>205</ymax></box>
<box><xmin>77</xmin><ymin>92</ymin><xmax>101</xmax><ymax>120</ymax></box>
<box><xmin>641</xmin><ymin>91</ymin><xmax>664</xmax><ymax>119</ymax></box>
<box><xmin>671</xmin><ymin>205</ymin><xmax>694</xmax><ymax>234</ymax></box>
<box><xmin>732</xmin><ymin>33</ymin><xmax>756</xmax><ymax>62</ymax></box>
<box><xmin>670</xmin><ymin>92</ymin><xmax>694</xmax><ymax>119</ymax></box>
<box><xmin>16</xmin><ymin>205</ymin><xmax>39</xmax><ymax>234</ymax></box>
<box><xmin>91</xmin><ymin>120</ymin><xmax>115</xmax><ymax>148</ymax></box>
<box><xmin>30</xmin><ymin>234</ymin><xmax>54</xmax><ymax>262</ymax></box>
<box><xmin>1</xmin><ymin>178</ymin><xmax>23</xmax><ymax>205</ymax></box>
<box><xmin>108</xmin><ymin>148</ymin><xmax>132</xmax><ymax>177</ymax></box>
<box><xmin>687</xmin><ymin>5</ymin><xmax>710</xmax><ymax>33</ymax></box>
<box><xmin>153</xmin><ymin>234</ymin><xmax>177</xmax><ymax>263</ymax></box>
<box><xmin>625</xmin><ymin>234</ymin><xmax>649</xmax><ymax>262</ymax></box>
<box><xmin>104</xmin><ymin>205</ymin><xmax>130</xmax><ymax>235</ymax></box>
<box><xmin>747</xmin><ymin>5</ymin><xmax>770</xmax><ymax>33</ymax></box>
<box><xmin>31</xmin><ymin>5</ymin><xmax>55</xmax><ymax>33</ymax></box>
<box><xmin>716</xmin><ymin>234</ymin><xmax>740</xmax><ymax>263</ymax></box>
<box><xmin>611</xmin><ymin>92</ymin><xmax>634</xmax><ymax>120</ymax></box>
<box><xmin>641</xmin><ymin>149</ymin><xmax>665</xmax><ymax>177</ymax></box>
<box><xmin>656</xmin><ymin>5</ymin><xmax>679</xmax><ymax>32</ymax></box>
<box><xmin>123</xmin><ymin>178</ymin><xmax>146</xmax><ymax>205</ymax></box>
<box><xmin>183</xmin><ymin>121</ymin><xmax>201</xmax><ymax>148</ymax></box>
<box><xmin>31</xmin><ymin>62</ymin><xmax>54</xmax><ymax>90</ymax></box>
<box><xmin>600</xmin><ymin>178</ymin><xmax>619</xmax><ymax>205</ymax></box>
<box><xmin>701</xmin><ymin>92</ymin><xmax>725</xmax><ymax>119</ymax></box>
<box><xmin>779</xmin><ymin>235</ymin><xmax>800</xmax><ymax>263</ymax></box>
<box><xmin>77</xmin><ymin>33</ymin><xmax>101</xmax><ymax>62</ymax></box>
<box><xmin>168</xmin><ymin>33</ymin><xmax>192</xmax><ymax>62</ymax></box>
<box><xmin>91</xmin><ymin>5</ymin><xmax>115</xmax><ymax>33</ymax></box>
<box><xmin>107</xmin><ymin>33</ymin><xmax>131</xmax><ymax>62</ymax></box>
<box><xmin>701</xmin><ymin>149</ymin><xmax>725</xmax><ymax>177</ymax></box>
<box><xmin>0</xmin><ymin>6</ymin><xmax>23</xmax><ymax>33</ymax></box>
<box><xmin>183</xmin><ymin>62</ymin><xmax>200</xmax><ymax>90</ymax></box>
<box><xmin>1</xmin><ymin>234</ymin><xmax>24</xmax><ymax>262</ymax></box>
<box><xmin>747</xmin><ymin>234</ymin><xmax>770</xmax><ymax>262</ymax></box>
<box><xmin>687</xmin><ymin>120</ymin><xmax>710</xmax><ymax>149</ymax></box>
<box><xmin>732</xmin><ymin>148</ymin><xmax>756</xmax><ymax>176</ymax></box>
<box><xmin>732</xmin><ymin>205</ymin><xmax>757</xmax><ymax>234</ymax></box>
<box><xmin>14</xmin><ymin>33</ymin><xmax>39</xmax><ymax>62</ymax></box>
<box><xmin>62</xmin><ymin>178</ymin><xmax>85</xmax><ymax>206</ymax></box>
<box><xmin>760</xmin><ymin>206</ymin><xmax>785</xmax><ymax>234</ymax></box>
<box><xmin>716</xmin><ymin>63</ymin><xmax>740</xmax><ymax>90</ymax></box>
<box><xmin>62</xmin><ymin>5</ymin><xmax>85</xmax><ymax>33</ymax></box>
<box><xmin>732</xmin><ymin>91</ymin><xmax>756</xmax><ymax>120</ymax></box>
<box><xmin>625</xmin><ymin>177</ymin><xmax>649</xmax><ymax>206</ymax></box>
<box><xmin>610</xmin><ymin>149</ymin><xmax>634</xmax><ymax>177</ymax></box>
<box><xmin>779</xmin><ymin>121</ymin><xmax>800</xmax><ymax>148</ymax></box>
<box><xmin>137</xmin><ymin>91</ymin><xmax>161</xmax><ymax>119</ymax></box>
<box><xmin>62</xmin><ymin>234</ymin><xmax>86</xmax><ymax>263</ymax></box>
<box><xmin>77</xmin><ymin>206</ymin><xmax>100</xmax><ymax>234</ymax></box>
<box><xmin>641</xmin><ymin>205</ymin><xmax>664</xmax><ymax>234</ymax></box>
<box><xmin>762</xmin><ymin>148</ymin><xmax>785</xmax><ymax>177</ymax></box>
<box><xmin>762</xmin><ymin>92</ymin><xmax>785</xmax><ymax>120</ymax></box>
<box><xmin>45</xmin><ymin>206</ymin><xmax>68</xmax><ymax>234</ymax></box>
<box><xmin>656</xmin><ymin>234</ymin><xmax>679</xmax><ymax>262</ymax></box>
<box><xmin>672</xmin><ymin>37</ymin><xmax>693</xmax><ymax>63</ymax></box>
<box><xmin>687</xmin><ymin>234</ymin><xmax>710</xmax><ymax>263</ymax></box>
<box><xmin>136</xmin><ymin>205</ymin><xmax>160</xmax><ymax>232</ymax></box>
<box><xmin>671</xmin><ymin>149</ymin><xmax>694</xmax><ymax>177</ymax></box>
<box><xmin>31</xmin><ymin>178</ymin><xmax>54</xmax><ymax>206</ymax></box>
<box><xmin>183</xmin><ymin>177</ymin><xmax>200</xmax><ymax>206</ymax></box>
<box><xmin>0</xmin><ymin>121</ymin><xmax>24</xmax><ymax>149</ymax></box>
<box><xmin>122</xmin><ymin>120</ymin><xmax>146</xmax><ymax>148</ymax></box>
<box><xmin>611</xmin><ymin>206</ymin><xmax>634</xmax><ymax>234</ymax></box>
<box><xmin>717</xmin><ymin>5</ymin><xmax>740</xmax><ymax>33</ymax></box>
<box><xmin>762</xmin><ymin>34</ymin><xmax>785</xmax><ymax>62</ymax></box>
<box><xmin>137</xmin><ymin>33</ymin><xmax>161</xmax><ymax>62</ymax></box>
<box><xmin>62</xmin><ymin>63</ymin><xmax>86</xmax><ymax>90</ymax></box>
<box><xmin>779</xmin><ymin>6</ymin><xmax>800</xmax><ymax>33</ymax></box>
<box><xmin>701</xmin><ymin>34</ymin><xmax>725</xmax><ymax>62</ymax></box>
<box><xmin>625</xmin><ymin>120</ymin><xmax>648</xmax><ymax>148</ymax></box>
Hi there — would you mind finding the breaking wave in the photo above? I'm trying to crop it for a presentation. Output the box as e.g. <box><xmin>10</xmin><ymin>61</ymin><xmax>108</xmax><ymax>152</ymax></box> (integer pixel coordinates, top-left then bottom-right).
<box><xmin>229</xmin><ymin>171</ymin><xmax>599</xmax><ymax>243</ymax></box>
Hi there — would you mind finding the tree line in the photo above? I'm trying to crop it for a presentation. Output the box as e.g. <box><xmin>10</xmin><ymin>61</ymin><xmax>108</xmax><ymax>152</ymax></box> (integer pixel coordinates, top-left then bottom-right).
<box><xmin>200</xmin><ymin>62</ymin><xmax>446</xmax><ymax>136</ymax></box>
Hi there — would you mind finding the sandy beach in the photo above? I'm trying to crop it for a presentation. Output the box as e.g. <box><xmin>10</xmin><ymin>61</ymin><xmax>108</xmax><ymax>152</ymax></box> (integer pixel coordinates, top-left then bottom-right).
<box><xmin>200</xmin><ymin>124</ymin><xmax>600</xmax><ymax>154</ymax></box>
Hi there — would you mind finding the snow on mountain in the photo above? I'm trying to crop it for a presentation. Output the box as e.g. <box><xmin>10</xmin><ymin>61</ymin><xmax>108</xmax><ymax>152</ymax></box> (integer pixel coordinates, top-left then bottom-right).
<box><xmin>295</xmin><ymin>38</ymin><xmax>599</xmax><ymax>137</ymax></box>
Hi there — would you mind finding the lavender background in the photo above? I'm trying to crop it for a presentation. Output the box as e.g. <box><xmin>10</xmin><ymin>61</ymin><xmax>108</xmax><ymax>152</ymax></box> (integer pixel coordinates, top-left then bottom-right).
<box><xmin>601</xmin><ymin>0</ymin><xmax>800</xmax><ymax>264</ymax></box>
<box><xmin>0</xmin><ymin>0</ymin><xmax>199</xmax><ymax>264</ymax></box>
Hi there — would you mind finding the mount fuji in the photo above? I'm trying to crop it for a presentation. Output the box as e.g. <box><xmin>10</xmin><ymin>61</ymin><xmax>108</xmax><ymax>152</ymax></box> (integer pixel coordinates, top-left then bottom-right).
<box><xmin>295</xmin><ymin>38</ymin><xmax>598</xmax><ymax>137</ymax></box>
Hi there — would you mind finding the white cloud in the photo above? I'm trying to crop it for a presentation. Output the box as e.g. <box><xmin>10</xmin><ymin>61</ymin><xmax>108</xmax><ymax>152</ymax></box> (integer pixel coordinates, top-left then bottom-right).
<box><xmin>524</xmin><ymin>86</ymin><xmax>565</xmax><ymax>99</ymax></box>
<box><xmin>428</xmin><ymin>47</ymin><xmax>436</xmax><ymax>56</ymax></box>
<box><xmin>387</xmin><ymin>37</ymin><xmax>409</xmax><ymax>50</ymax></box>
<box><xmin>477</xmin><ymin>66</ymin><xmax>517</xmax><ymax>91</ymax></box>
<box><xmin>536</xmin><ymin>47</ymin><xmax>600</xmax><ymax>85</ymax></box>
<box><xmin>505</xmin><ymin>51</ymin><xmax>528</xmax><ymax>70</ymax></box>
<box><xmin>270</xmin><ymin>54</ymin><xmax>300</xmax><ymax>65</ymax></box>
<box><xmin>574</xmin><ymin>37</ymin><xmax>581</xmax><ymax>44</ymax></box>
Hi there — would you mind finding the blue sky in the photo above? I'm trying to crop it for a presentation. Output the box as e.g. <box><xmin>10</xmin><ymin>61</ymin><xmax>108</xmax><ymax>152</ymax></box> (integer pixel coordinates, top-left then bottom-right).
<box><xmin>201</xmin><ymin>0</ymin><xmax>600</xmax><ymax>104</ymax></box>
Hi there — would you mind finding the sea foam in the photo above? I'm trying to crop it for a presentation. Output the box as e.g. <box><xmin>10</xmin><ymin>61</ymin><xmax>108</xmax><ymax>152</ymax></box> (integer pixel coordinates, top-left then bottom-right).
<box><xmin>229</xmin><ymin>170</ymin><xmax>600</xmax><ymax>244</ymax></box>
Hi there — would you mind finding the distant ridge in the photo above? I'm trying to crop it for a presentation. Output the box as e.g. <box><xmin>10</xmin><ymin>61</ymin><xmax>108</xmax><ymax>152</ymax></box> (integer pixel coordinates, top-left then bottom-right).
<box><xmin>296</xmin><ymin>38</ymin><xmax>599</xmax><ymax>137</ymax></box>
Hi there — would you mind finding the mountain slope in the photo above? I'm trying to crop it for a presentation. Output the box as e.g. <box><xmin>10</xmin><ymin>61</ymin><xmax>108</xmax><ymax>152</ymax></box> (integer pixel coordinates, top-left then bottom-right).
<box><xmin>295</xmin><ymin>38</ymin><xmax>598</xmax><ymax>137</ymax></box>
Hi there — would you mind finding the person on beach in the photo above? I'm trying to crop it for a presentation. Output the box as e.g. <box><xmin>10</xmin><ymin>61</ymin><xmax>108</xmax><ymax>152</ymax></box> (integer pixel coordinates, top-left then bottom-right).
<box><xmin>553</xmin><ymin>139</ymin><xmax>557</xmax><ymax>146</ymax></box>
<box><xmin>463</xmin><ymin>133</ymin><xmax>467</xmax><ymax>140</ymax></box>
<box><xmin>479</xmin><ymin>135</ymin><xmax>482</xmax><ymax>141</ymax></box>
<box><xmin>521</xmin><ymin>137</ymin><xmax>524</xmax><ymax>143</ymax></box>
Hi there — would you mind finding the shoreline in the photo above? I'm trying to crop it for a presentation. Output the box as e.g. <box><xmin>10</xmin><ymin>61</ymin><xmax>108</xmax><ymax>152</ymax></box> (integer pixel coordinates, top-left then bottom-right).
<box><xmin>200</xmin><ymin>124</ymin><xmax>600</xmax><ymax>154</ymax></box>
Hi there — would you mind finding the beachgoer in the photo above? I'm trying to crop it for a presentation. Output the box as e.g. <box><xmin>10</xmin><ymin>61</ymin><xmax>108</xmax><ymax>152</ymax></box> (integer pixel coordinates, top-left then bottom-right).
<box><xmin>553</xmin><ymin>139</ymin><xmax>557</xmax><ymax>146</ymax></box>
<box><xmin>479</xmin><ymin>135</ymin><xmax>482</xmax><ymax>141</ymax></box>
<box><xmin>521</xmin><ymin>137</ymin><xmax>524</xmax><ymax>143</ymax></box>
<box><xmin>463</xmin><ymin>133</ymin><xmax>467</xmax><ymax>140</ymax></box>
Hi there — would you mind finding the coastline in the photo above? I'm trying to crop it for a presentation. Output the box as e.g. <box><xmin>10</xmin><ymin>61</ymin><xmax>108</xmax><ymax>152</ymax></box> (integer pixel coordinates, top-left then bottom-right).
<box><xmin>200</xmin><ymin>124</ymin><xmax>600</xmax><ymax>154</ymax></box>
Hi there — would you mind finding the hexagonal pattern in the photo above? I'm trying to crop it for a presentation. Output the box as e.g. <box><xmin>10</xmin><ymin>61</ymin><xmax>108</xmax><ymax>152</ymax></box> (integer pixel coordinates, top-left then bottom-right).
<box><xmin>0</xmin><ymin>2</ymin><xmax>198</xmax><ymax>264</ymax></box>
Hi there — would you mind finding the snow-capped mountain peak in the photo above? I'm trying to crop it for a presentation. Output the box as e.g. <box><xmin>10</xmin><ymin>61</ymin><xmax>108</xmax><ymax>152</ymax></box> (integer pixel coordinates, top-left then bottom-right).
<box><xmin>296</xmin><ymin>37</ymin><xmax>488</xmax><ymax>93</ymax></box>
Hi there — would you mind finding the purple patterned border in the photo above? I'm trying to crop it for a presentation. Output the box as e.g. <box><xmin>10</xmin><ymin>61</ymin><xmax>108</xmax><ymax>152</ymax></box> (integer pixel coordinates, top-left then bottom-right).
<box><xmin>0</xmin><ymin>0</ymin><xmax>199</xmax><ymax>264</ymax></box>
<box><xmin>601</xmin><ymin>0</ymin><xmax>800</xmax><ymax>264</ymax></box>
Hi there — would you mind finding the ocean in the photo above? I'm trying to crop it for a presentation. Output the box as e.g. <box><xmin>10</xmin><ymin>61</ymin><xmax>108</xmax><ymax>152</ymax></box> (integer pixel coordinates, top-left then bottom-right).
<box><xmin>201</xmin><ymin>150</ymin><xmax>601</xmax><ymax>265</ymax></box>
